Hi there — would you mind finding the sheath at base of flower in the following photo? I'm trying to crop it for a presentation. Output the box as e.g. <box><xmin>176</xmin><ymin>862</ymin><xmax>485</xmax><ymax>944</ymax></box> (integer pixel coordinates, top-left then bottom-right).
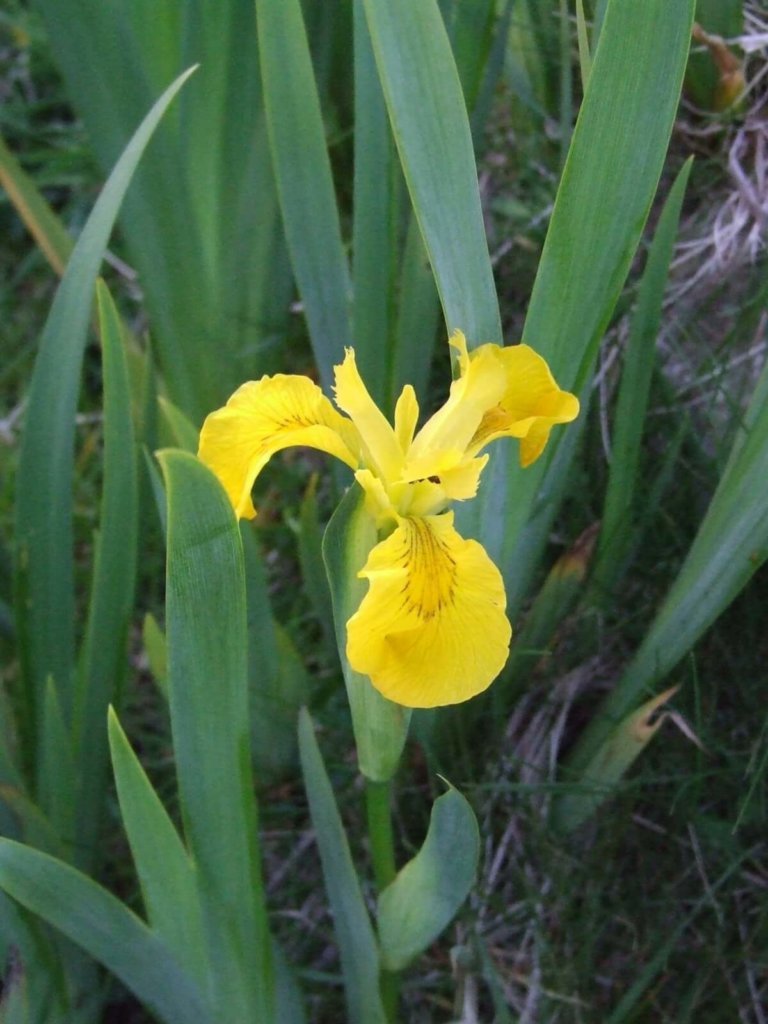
<box><xmin>198</xmin><ymin>331</ymin><xmax>579</xmax><ymax>709</ymax></box>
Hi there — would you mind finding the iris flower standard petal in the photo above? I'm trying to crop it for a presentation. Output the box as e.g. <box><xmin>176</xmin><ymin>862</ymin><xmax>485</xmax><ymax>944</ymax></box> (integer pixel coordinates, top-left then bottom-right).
<box><xmin>198</xmin><ymin>332</ymin><xmax>579</xmax><ymax>708</ymax></box>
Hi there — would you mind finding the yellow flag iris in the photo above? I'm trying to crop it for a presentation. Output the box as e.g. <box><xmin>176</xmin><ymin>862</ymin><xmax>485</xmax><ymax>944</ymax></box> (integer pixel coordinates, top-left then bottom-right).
<box><xmin>198</xmin><ymin>331</ymin><xmax>578</xmax><ymax>708</ymax></box>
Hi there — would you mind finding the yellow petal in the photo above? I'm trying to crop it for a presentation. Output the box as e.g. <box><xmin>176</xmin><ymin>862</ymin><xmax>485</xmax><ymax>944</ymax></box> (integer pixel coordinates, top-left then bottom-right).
<box><xmin>333</xmin><ymin>349</ymin><xmax>403</xmax><ymax>482</ymax></box>
<box><xmin>346</xmin><ymin>512</ymin><xmax>511</xmax><ymax>707</ymax></box>
<box><xmin>405</xmin><ymin>341</ymin><xmax>506</xmax><ymax>480</ymax></box>
<box><xmin>198</xmin><ymin>374</ymin><xmax>360</xmax><ymax>518</ymax></box>
<box><xmin>467</xmin><ymin>344</ymin><xmax>579</xmax><ymax>465</ymax></box>
<box><xmin>393</xmin><ymin>384</ymin><xmax>419</xmax><ymax>453</ymax></box>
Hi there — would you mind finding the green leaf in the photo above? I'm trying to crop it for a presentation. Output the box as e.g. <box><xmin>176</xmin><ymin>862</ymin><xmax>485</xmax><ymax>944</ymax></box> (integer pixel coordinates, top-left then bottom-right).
<box><xmin>107</xmin><ymin>709</ymin><xmax>206</xmax><ymax>981</ymax></box>
<box><xmin>568</xmin><ymin>345</ymin><xmax>768</xmax><ymax>779</ymax></box>
<box><xmin>297</xmin><ymin>709</ymin><xmax>386</xmax><ymax>1024</ymax></box>
<box><xmin>322</xmin><ymin>486</ymin><xmax>410</xmax><ymax>781</ymax></box>
<box><xmin>591</xmin><ymin>159</ymin><xmax>692</xmax><ymax>598</ymax></box>
<box><xmin>377</xmin><ymin>784</ymin><xmax>479</xmax><ymax>971</ymax></box>
<box><xmin>364</xmin><ymin>0</ymin><xmax>501</xmax><ymax>343</ymax></box>
<box><xmin>158</xmin><ymin>396</ymin><xmax>200</xmax><ymax>453</ymax></box>
<box><xmin>160</xmin><ymin>450</ymin><xmax>273</xmax><ymax>1020</ymax></box>
<box><xmin>552</xmin><ymin>687</ymin><xmax>678</xmax><ymax>832</ymax></box>
<box><xmin>298</xmin><ymin>478</ymin><xmax>337</xmax><ymax>665</ymax></box>
<box><xmin>0</xmin><ymin>132</ymin><xmax>72</xmax><ymax>276</ymax></box>
<box><xmin>13</xmin><ymin>66</ymin><xmax>196</xmax><ymax>785</ymax></box>
<box><xmin>256</xmin><ymin>0</ymin><xmax>353</xmax><ymax>389</ymax></box>
<box><xmin>142</xmin><ymin>613</ymin><xmax>168</xmax><ymax>699</ymax></box>
<box><xmin>241</xmin><ymin>523</ymin><xmax>308</xmax><ymax>784</ymax></box>
<box><xmin>73</xmin><ymin>280</ymin><xmax>139</xmax><ymax>872</ymax></box>
<box><xmin>352</xmin><ymin>0</ymin><xmax>396</xmax><ymax>408</ymax></box>
<box><xmin>492</xmin><ymin>0</ymin><xmax>696</xmax><ymax>597</ymax></box>
<box><xmin>0</xmin><ymin>841</ymin><xmax>212</xmax><ymax>1024</ymax></box>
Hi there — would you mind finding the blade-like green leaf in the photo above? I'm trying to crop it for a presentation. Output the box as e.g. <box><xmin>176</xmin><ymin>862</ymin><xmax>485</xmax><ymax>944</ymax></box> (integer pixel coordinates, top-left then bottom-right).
<box><xmin>322</xmin><ymin>486</ymin><xmax>410</xmax><ymax>781</ymax></box>
<box><xmin>0</xmin><ymin>841</ymin><xmax>212</xmax><ymax>1024</ymax></box>
<box><xmin>158</xmin><ymin>396</ymin><xmax>200</xmax><ymax>453</ymax></box>
<box><xmin>0</xmin><ymin>132</ymin><xmax>72</xmax><ymax>276</ymax></box>
<box><xmin>552</xmin><ymin>687</ymin><xmax>678</xmax><ymax>832</ymax></box>
<box><xmin>256</xmin><ymin>0</ymin><xmax>353</xmax><ymax>389</ymax></box>
<box><xmin>297</xmin><ymin>709</ymin><xmax>386</xmax><ymax>1024</ymax></box>
<box><xmin>142</xmin><ymin>613</ymin><xmax>168</xmax><ymax>699</ymax></box>
<box><xmin>107</xmin><ymin>709</ymin><xmax>206</xmax><ymax>981</ymax></box>
<box><xmin>364</xmin><ymin>0</ymin><xmax>501</xmax><ymax>343</ymax></box>
<box><xmin>492</xmin><ymin>0</ymin><xmax>696</xmax><ymax>596</ymax></box>
<box><xmin>73</xmin><ymin>280</ymin><xmax>139</xmax><ymax>872</ymax></box>
<box><xmin>377</xmin><ymin>784</ymin><xmax>479</xmax><ymax>971</ymax></box>
<box><xmin>352</xmin><ymin>0</ymin><xmax>396</xmax><ymax>408</ymax></box>
<box><xmin>160</xmin><ymin>449</ymin><xmax>273</xmax><ymax>1020</ymax></box>
<box><xmin>591</xmin><ymin>159</ymin><xmax>692</xmax><ymax>598</ymax></box>
<box><xmin>13</xmin><ymin>67</ymin><xmax>196</xmax><ymax>784</ymax></box>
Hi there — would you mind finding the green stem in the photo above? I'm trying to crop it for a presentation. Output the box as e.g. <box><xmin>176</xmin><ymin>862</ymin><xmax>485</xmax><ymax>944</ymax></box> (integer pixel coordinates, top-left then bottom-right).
<box><xmin>366</xmin><ymin>779</ymin><xmax>396</xmax><ymax>890</ymax></box>
<box><xmin>365</xmin><ymin>778</ymin><xmax>399</xmax><ymax>1021</ymax></box>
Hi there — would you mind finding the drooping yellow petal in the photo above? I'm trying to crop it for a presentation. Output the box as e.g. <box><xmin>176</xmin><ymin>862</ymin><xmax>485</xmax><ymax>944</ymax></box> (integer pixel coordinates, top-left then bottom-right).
<box><xmin>198</xmin><ymin>374</ymin><xmax>360</xmax><ymax>518</ymax></box>
<box><xmin>405</xmin><ymin>337</ymin><xmax>506</xmax><ymax>480</ymax></box>
<box><xmin>466</xmin><ymin>344</ymin><xmax>579</xmax><ymax>466</ymax></box>
<box><xmin>346</xmin><ymin>512</ymin><xmax>511</xmax><ymax>707</ymax></box>
<box><xmin>333</xmin><ymin>349</ymin><xmax>403</xmax><ymax>482</ymax></box>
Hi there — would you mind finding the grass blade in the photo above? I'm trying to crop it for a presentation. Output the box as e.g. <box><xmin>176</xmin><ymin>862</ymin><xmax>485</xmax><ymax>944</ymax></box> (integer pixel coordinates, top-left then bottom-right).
<box><xmin>551</xmin><ymin>687</ymin><xmax>678</xmax><ymax>831</ymax></box>
<box><xmin>591</xmin><ymin>159</ymin><xmax>693</xmax><ymax>598</ymax></box>
<box><xmin>298</xmin><ymin>708</ymin><xmax>386</xmax><ymax>1024</ymax></box>
<box><xmin>567</xmin><ymin>348</ymin><xmax>768</xmax><ymax>777</ymax></box>
<box><xmin>0</xmin><ymin>132</ymin><xmax>72</xmax><ymax>276</ymax></box>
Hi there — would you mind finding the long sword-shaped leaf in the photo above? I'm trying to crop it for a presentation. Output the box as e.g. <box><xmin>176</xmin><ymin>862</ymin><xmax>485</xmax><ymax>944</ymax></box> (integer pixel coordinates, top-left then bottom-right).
<box><xmin>0</xmin><ymin>841</ymin><xmax>212</xmax><ymax>1024</ymax></box>
<box><xmin>73</xmin><ymin>281</ymin><xmax>138</xmax><ymax>872</ymax></box>
<box><xmin>107</xmin><ymin>709</ymin><xmax>206</xmax><ymax>982</ymax></box>
<box><xmin>492</xmin><ymin>0</ymin><xmax>696</xmax><ymax>593</ymax></box>
<box><xmin>0</xmin><ymin>133</ymin><xmax>72</xmax><ymax>276</ymax></box>
<box><xmin>298</xmin><ymin>709</ymin><xmax>387</xmax><ymax>1024</ymax></box>
<box><xmin>590</xmin><ymin>160</ymin><xmax>692</xmax><ymax>598</ymax></box>
<box><xmin>353</xmin><ymin>0</ymin><xmax>396</xmax><ymax>408</ymax></box>
<box><xmin>13</xmin><ymin>67</ymin><xmax>196</xmax><ymax>785</ymax></box>
<box><xmin>159</xmin><ymin>450</ymin><xmax>274</xmax><ymax>1021</ymax></box>
<box><xmin>364</xmin><ymin>0</ymin><xmax>501</xmax><ymax>344</ymax></box>
<box><xmin>256</xmin><ymin>0</ymin><xmax>353</xmax><ymax>389</ymax></box>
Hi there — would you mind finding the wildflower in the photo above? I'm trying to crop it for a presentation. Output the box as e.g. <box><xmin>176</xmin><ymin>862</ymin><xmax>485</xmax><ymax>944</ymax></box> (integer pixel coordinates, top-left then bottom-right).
<box><xmin>198</xmin><ymin>332</ymin><xmax>578</xmax><ymax>708</ymax></box>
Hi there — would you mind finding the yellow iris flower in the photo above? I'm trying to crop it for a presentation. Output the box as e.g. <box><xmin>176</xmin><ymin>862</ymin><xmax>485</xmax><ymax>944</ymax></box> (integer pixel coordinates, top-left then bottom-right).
<box><xmin>198</xmin><ymin>331</ymin><xmax>578</xmax><ymax>709</ymax></box>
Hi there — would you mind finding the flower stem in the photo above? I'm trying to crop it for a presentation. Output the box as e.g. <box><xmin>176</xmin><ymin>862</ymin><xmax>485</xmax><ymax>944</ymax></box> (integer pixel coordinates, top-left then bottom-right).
<box><xmin>365</xmin><ymin>778</ymin><xmax>399</xmax><ymax>1021</ymax></box>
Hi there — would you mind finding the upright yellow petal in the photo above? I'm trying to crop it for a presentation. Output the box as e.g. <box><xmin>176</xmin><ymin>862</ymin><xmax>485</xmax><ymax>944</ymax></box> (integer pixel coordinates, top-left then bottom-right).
<box><xmin>405</xmin><ymin>339</ymin><xmax>506</xmax><ymax>480</ymax></box>
<box><xmin>333</xmin><ymin>349</ymin><xmax>403</xmax><ymax>482</ymax></box>
<box><xmin>393</xmin><ymin>384</ymin><xmax>419</xmax><ymax>453</ymax></box>
<box><xmin>346</xmin><ymin>512</ymin><xmax>511</xmax><ymax>707</ymax></box>
<box><xmin>198</xmin><ymin>375</ymin><xmax>360</xmax><ymax>518</ymax></box>
<box><xmin>466</xmin><ymin>344</ymin><xmax>579</xmax><ymax>465</ymax></box>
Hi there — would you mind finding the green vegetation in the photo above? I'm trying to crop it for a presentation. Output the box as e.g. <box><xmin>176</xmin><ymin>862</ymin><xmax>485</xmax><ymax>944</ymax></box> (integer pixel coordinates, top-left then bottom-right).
<box><xmin>1</xmin><ymin>0</ymin><xmax>765</xmax><ymax>1021</ymax></box>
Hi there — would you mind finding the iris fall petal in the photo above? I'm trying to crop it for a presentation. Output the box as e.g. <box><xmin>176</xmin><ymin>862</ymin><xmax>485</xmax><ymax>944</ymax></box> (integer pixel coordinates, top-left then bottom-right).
<box><xmin>198</xmin><ymin>374</ymin><xmax>360</xmax><ymax>518</ymax></box>
<box><xmin>346</xmin><ymin>512</ymin><xmax>511</xmax><ymax>707</ymax></box>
